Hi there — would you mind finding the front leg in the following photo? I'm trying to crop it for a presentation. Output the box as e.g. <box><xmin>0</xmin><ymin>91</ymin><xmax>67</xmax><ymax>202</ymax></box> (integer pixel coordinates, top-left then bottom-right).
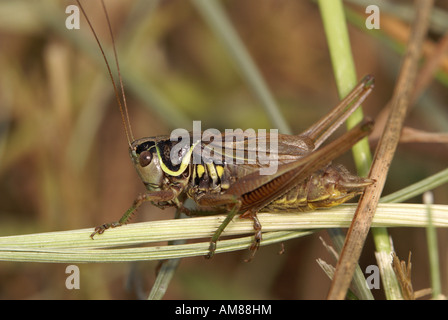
<box><xmin>90</xmin><ymin>189</ymin><xmax>177</xmax><ymax>238</ymax></box>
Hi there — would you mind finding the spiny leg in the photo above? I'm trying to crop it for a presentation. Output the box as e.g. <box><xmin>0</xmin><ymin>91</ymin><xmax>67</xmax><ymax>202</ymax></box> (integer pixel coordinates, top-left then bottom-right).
<box><xmin>90</xmin><ymin>190</ymin><xmax>176</xmax><ymax>238</ymax></box>
<box><xmin>240</xmin><ymin>211</ymin><xmax>262</xmax><ymax>262</ymax></box>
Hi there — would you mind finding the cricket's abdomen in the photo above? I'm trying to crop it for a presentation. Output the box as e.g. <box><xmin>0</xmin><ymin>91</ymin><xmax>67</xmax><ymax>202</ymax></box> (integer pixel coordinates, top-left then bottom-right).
<box><xmin>264</xmin><ymin>164</ymin><xmax>373</xmax><ymax>212</ymax></box>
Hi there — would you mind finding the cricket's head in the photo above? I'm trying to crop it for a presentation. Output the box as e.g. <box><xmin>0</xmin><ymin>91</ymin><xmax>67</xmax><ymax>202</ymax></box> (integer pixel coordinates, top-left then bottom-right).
<box><xmin>130</xmin><ymin>136</ymin><xmax>192</xmax><ymax>191</ymax></box>
<box><xmin>130</xmin><ymin>138</ymin><xmax>166</xmax><ymax>191</ymax></box>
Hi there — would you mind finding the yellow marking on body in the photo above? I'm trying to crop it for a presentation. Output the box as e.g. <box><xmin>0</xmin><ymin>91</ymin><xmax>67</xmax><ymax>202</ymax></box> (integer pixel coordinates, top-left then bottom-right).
<box><xmin>196</xmin><ymin>164</ymin><xmax>205</xmax><ymax>178</ymax></box>
<box><xmin>207</xmin><ymin>163</ymin><xmax>218</xmax><ymax>185</ymax></box>
<box><xmin>156</xmin><ymin>140</ymin><xmax>200</xmax><ymax>176</ymax></box>
<box><xmin>216</xmin><ymin>165</ymin><xmax>224</xmax><ymax>178</ymax></box>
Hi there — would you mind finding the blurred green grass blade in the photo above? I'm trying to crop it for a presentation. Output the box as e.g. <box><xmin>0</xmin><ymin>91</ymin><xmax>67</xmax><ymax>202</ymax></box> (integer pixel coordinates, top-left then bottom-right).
<box><xmin>148</xmin><ymin>257</ymin><xmax>181</xmax><ymax>300</ymax></box>
<box><xmin>191</xmin><ymin>0</ymin><xmax>291</xmax><ymax>134</ymax></box>
<box><xmin>423</xmin><ymin>192</ymin><xmax>442</xmax><ymax>299</ymax></box>
<box><xmin>317</xmin><ymin>0</ymin><xmax>371</xmax><ymax>176</ymax></box>
<box><xmin>381</xmin><ymin>167</ymin><xmax>448</xmax><ymax>204</ymax></box>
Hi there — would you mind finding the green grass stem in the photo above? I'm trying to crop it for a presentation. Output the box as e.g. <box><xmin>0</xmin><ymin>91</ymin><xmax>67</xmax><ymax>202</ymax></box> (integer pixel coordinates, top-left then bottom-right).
<box><xmin>1</xmin><ymin>203</ymin><xmax>447</xmax><ymax>263</ymax></box>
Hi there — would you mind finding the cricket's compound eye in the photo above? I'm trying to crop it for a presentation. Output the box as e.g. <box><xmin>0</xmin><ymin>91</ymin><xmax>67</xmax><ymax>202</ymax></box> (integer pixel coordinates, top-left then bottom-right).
<box><xmin>139</xmin><ymin>150</ymin><xmax>152</xmax><ymax>167</ymax></box>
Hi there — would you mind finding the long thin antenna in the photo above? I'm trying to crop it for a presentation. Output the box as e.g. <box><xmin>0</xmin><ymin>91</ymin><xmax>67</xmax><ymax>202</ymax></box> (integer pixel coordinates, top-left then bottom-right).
<box><xmin>100</xmin><ymin>0</ymin><xmax>135</xmax><ymax>143</ymax></box>
<box><xmin>76</xmin><ymin>0</ymin><xmax>134</xmax><ymax>147</ymax></box>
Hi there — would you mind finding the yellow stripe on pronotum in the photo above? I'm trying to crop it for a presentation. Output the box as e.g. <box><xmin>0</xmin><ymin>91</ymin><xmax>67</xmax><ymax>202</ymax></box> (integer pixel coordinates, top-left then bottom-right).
<box><xmin>156</xmin><ymin>140</ymin><xmax>201</xmax><ymax>176</ymax></box>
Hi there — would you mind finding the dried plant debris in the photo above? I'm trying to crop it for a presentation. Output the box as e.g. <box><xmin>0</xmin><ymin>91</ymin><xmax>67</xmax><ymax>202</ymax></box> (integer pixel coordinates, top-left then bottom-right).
<box><xmin>392</xmin><ymin>252</ymin><xmax>432</xmax><ymax>300</ymax></box>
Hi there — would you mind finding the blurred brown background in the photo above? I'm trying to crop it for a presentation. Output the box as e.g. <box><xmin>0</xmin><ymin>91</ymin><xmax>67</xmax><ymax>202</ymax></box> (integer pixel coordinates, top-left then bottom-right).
<box><xmin>0</xmin><ymin>0</ymin><xmax>447</xmax><ymax>299</ymax></box>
